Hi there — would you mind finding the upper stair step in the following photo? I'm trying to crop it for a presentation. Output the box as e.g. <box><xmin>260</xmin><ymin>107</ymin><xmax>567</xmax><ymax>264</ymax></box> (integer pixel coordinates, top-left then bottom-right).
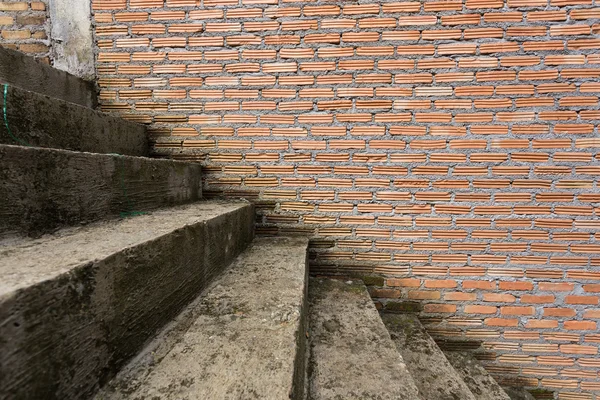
<box><xmin>0</xmin><ymin>84</ymin><xmax>147</xmax><ymax>156</ymax></box>
<box><xmin>382</xmin><ymin>313</ymin><xmax>477</xmax><ymax>400</ymax></box>
<box><xmin>96</xmin><ymin>236</ymin><xmax>309</xmax><ymax>400</ymax></box>
<box><xmin>0</xmin><ymin>46</ymin><xmax>96</xmax><ymax>108</ymax></box>
<box><xmin>0</xmin><ymin>201</ymin><xmax>254</xmax><ymax>400</ymax></box>
<box><xmin>444</xmin><ymin>351</ymin><xmax>511</xmax><ymax>400</ymax></box>
<box><xmin>307</xmin><ymin>278</ymin><xmax>422</xmax><ymax>400</ymax></box>
<box><xmin>0</xmin><ymin>144</ymin><xmax>201</xmax><ymax>238</ymax></box>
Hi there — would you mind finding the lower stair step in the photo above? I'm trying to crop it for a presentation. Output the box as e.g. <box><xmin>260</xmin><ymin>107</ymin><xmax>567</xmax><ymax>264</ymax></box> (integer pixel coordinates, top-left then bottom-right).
<box><xmin>96</xmin><ymin>236</ymin><xmax>309</xmax><ymax>400</ymax></box>
<box><xmin>0</xmin><ymin>144</ymin><xmax>202</xmax><ymax>238</ymax></box>
<box><xmin>307</xmin><ymin>278</ymin><xmax>422</xmax><ymax>400</ymax></box>
<box><xmin>0</xmin><ymin>201</ymin><xmax>254</xmax><ymax>400</ymax></box>
<box><xmin>503</xmin><ymin>387</ymin><xmax>537</xmax><ymax>400</ymax></box>
<box><xmin>444</xmin><ymin>351</ymin><xmax>511</xmax><ymax>400</ymax></box>
<box><xmin>382</xmin><ymin>314</ymin><xmax>476</xmax><ymax>400</ymax></box>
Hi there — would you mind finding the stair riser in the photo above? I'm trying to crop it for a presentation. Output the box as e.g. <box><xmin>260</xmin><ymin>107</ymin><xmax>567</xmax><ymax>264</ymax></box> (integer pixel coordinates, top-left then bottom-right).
<box><xmin>0</xmin><ymin>47</ymin><xmax>96</xmax><ymax>108</ymax></box>
<box><xmin>0</xmin><ymin>145</ymin><xmax>201</xmax><ymax>238</ymax></box>
<box><xmin>0</xmin><ymin>204</ymin><xmax>254</xmax><ymax>400</ymax></box>
<box><xmin>0</xmin><ymin>85</ymin><xmax>147</xmax><ymax>156</ymax></box>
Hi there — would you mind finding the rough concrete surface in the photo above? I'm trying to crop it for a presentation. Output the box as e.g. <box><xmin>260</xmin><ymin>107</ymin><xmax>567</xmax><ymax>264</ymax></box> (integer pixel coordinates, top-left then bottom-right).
<box><xmin>382</xmin><ymin>314</ymin><xmax>476</xmax><ymax>400</ymax></box>
<box><xmin>0</xmin><ymin>85</ymin><xmax>147</xmax><ymax>155</ymax></box>
<box><xmin>502</xmin><ymin>387</ymin><xmax>537</xmax><ymax>400</ymax></box>
<box><xmin>0</xmin><ymin>47</ymin><xmax>96</xmax><ymax>108</ymax></box>
<box><xmin>49</xmin><ymin>0</ymin><xmax>95</xmax><ymax>80</ymax></box>
<box><xmin>96</xmin><ymin>236</ymin><xmax>309</xmax><ymax>400</ymax></box>
<box><xmin>444</xmin><ymin>351</ymin><xmax>511</xmax><ymax>400</ymax></box>
<box><xmin>0</xmin><ymin>201</ymin><xmax>254</xmax><ymax>400</ymax></box>
<box><xmin>308</xmin><ymin>278</ymin><xmax>422</xmax><ymax>400</ymax></box>
<box><xmin>0</xmin><ymin>144</ymin><xmax>201</xmax><ymax>238</ymax></box>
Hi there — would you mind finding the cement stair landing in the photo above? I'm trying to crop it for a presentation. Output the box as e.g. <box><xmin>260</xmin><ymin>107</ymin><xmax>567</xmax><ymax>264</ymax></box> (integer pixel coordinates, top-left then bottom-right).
<box><xmin>96</xmin><ymin>237</ymin><xmax>310</xmax><ymax>400</ymax></box>
<box><xmin>0</xmin><ymin>201</ymin><xmax>254</xmax><ymax>400</ymax></box>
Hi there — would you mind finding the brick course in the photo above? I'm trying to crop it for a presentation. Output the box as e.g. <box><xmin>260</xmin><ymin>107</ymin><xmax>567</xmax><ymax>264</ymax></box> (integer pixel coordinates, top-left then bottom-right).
<box><xmin>91</xmin><ymin>0</ymin><xmax>599</xmax><ymax>397</ymax></box>
<box><xmin>0</xmin><ymin>1</ymin><xmax>49</xmax><ymax>60</ymax></box>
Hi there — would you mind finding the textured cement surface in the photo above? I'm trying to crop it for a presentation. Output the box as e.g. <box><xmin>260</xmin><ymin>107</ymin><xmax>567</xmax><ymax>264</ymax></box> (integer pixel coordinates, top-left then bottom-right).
<box><xmin>308</xmin><ymin>278</ymin><xmax>422</xmax><ymax>400</ymax></box>
<box><xmin>0</xmin><ymin>47</ymin><xmax>96</xmax><ymax>108</ymax></box>
<box><xmin>0</xmin><ymin>201</ymin><xmax>254</xmax><ymax>400</ymax></box>
<box><xmin>382</xmin><ymin>314</ymin><xmax>476</xmax><ymax>400</ymax></box>
<box><xmin>0</xmin><ymin>144</ymin><xmax>201</xmax><ymax>238</ymax></box>
<box><xmin>444</xmin><ymin>351</ymin><xmax>511</xmax><ymax>400</ymax></box>
<box><xmin>503</xmin><ymin>387</ymin><xmax>537</xmax><ymax>400</ymax></box>
<box><xmin>0</xmin><ymin>85</ymin><xmax>147</xmax><ymax>155</ymax></box>
<box><xmin>49</xmin><ymin>0</ymin><xmax>95</xmax><ymax>80</ymax></box>
<box><xmin>96</xmin><ymin>236</ymin><xmax>309</xmax><ymax>400</ymax></box>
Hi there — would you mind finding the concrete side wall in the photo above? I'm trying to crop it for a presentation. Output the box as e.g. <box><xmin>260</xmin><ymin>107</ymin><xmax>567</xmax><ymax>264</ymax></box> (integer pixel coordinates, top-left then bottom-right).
<box><xmin>48</xmin><ymin>0</ymin><xmax>94</xmax><ymax>80</ymax></box>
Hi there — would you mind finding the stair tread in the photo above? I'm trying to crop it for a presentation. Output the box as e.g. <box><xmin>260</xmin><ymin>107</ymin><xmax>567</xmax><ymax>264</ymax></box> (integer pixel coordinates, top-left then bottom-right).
<box><xmin>308</xmin><ymin>278</ymin><xmax>422</xmax><ymax>400</ymax></box>
<box><xmin>444</xmin><ymin>351</ymin><xmax>512</xmax><ymax>400</ymax></box>
<box><xmin>382</xmin><ymin>313</ymin><xmax>477</xmax><ymax>400</ymax></box>
<box><xmin>0</xmin><ymin>201</ymin><xmax>247</xmax><ymax>295</ymax></box>
<box><xmin>96</xmin><ymin>236</ymin><xmax>309</xmax><ymax>400</ymax></box>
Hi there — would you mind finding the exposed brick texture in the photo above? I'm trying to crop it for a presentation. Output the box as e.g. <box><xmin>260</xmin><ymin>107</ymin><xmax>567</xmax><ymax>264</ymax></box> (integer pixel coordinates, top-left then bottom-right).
<box><xmin>93</xmin><ymin>0</ymin><xmax>598</xmax><ymax>397</ymax></box>
<box><xmin>0</xmin><ymin>1</ymin><xmax>49</xmax><ymax>60</ymax></box>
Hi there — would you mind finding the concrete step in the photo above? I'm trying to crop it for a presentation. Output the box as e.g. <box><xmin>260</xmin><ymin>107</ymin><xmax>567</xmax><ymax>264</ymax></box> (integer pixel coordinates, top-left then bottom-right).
<box><xmin>503</xmin><ymin>387</ymin><xmax>537</xmax><ymax>400</ymax></box>
<box><xmin>0</xmin><ymin>144</ymin><xmax>201</xmax><ymax>238</ymax></box>
<box><xmin>382</xmin><ymin>314</ymin><xmax>477</xmax><ymax>400</ymax></box>
<box><xmin>307</xmin><ymin>278</ymin><xmax>422</xmax><ymax>400</ymax></box>
<box><xmin>96</xmin><ymin>236</ymin><xmax>309</xmax><ymax>400</ymax></box>
<box><xmin>0</xmin><ymin>46</ymin><xmax>96</xmax><ymax>108</ymax></box>
<box><xmin>0</xmin><ymin>201</ymin><xmax>254</xmax><ymax>400</ymax></box>
<box><xmin>0</xmin><ymin>84</ymin><xmax>147</xmax><ymax>156</ymax></box>
<box><xmin>444</xmin><ymin>351</ymin><xmax>511</xmax><ymax>400</ymax></box>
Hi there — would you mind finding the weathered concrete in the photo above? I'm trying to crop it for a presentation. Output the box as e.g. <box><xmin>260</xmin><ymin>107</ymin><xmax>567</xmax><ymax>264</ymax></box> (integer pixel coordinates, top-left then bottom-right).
<box><xmin>382</xmin><ymin>314</ymin><xmax>476</xmax><ymax>400</ymax></box>
<box><xmin>0</xmin><ymin>144</ymin><xmax>201</xmax><ymax>238</ymax></box>
<box><xmin>308</xmin><ymin>278</ymin><xmax>422</xmax><ymax>400</ymax></box>
<box><xmin>49</xmin><ymin>0</ymin><xmax>95</xmax><ymax>80</ymax></box>
<box><xmin>502</xmin><ymin>387</ymin><xmax>537</xmax><ymax>400</ymax></box>
<box><xmin>0</xmin><ymin>47</ymin><xmax>96</xmax><ymax>108</ymax></box>
<box><xmin>96</xmin><ymin>236</ymin><xmax>309</xmax><ymax>400</ymax></box>
<box><xmin>0</xmin><ymin>201</ymin><xmax>254</xmax><ymax>400</ymax></box>
<box><xmin>444</xmin><ymin>351</ymin><xmax>511</xmax><ymax>400</ymax></box>
<box><xmin>0</xmin><ymin>85</ymin><xmax>147</xmax><ymax>155</ymax></box>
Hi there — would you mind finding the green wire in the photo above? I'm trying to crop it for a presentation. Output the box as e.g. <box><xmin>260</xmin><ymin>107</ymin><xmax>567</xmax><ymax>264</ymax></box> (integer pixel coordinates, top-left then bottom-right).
<box><xmin>3</xmin><ymin>84</ymin><xmax>30</xmax><ymax>147</ymax></box>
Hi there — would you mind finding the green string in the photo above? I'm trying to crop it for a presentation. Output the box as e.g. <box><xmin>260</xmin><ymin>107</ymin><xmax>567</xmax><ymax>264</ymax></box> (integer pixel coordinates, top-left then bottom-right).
<box><xmin>3</xmin><ymin>84</ymin><xmax>30</xmax><ymax>147</ymax></box>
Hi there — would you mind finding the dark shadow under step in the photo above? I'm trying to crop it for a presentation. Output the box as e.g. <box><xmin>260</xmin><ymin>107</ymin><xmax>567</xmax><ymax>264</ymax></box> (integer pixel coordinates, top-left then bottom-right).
<box><xmin>308</xmin><ymin>278</ymin><xmax>422</xmax><ymax>400</ymax></box>
<box><xmin>96</xmin><ymin>236</ymin><xmax>309</xmax><ymax>400</ymax></box>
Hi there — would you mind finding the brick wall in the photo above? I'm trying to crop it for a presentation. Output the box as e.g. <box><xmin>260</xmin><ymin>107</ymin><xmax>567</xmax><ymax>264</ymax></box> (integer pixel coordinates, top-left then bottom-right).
<box><xmin>0</xmin><ymin>1</ymin><xmax>49</xmax><ymax>60</ymax></box>
<box><xmin>91</xmin><ymin>0</ymin><xmax>600</xmax><ymax>397</ymax></box>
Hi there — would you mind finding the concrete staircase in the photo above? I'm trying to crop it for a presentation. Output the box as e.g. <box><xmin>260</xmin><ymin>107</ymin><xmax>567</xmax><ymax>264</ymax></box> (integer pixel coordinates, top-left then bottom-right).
<box><xmin>0</xmin><ymin>49</ymin><xmax>533</xmax><ymax>400</ymax></box>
